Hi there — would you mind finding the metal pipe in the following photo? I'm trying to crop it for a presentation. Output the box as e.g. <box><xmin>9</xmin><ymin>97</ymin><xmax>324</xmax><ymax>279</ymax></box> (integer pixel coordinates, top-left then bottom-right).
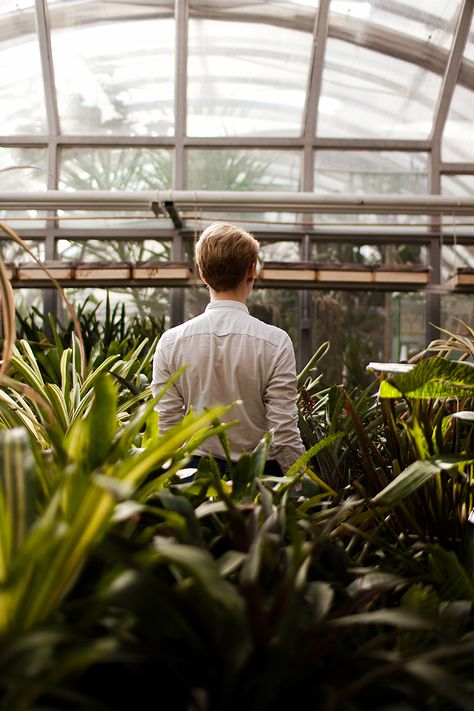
<box><xmin>4</xmin><ymin>190</ymin><xmax>474</xmax><ymax>214</ymax></box>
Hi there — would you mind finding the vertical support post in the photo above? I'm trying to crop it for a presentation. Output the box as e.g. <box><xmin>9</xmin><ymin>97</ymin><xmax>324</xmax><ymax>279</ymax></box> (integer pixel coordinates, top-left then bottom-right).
<box><xmin>298</xmin><ymin>1</ymin><xmax>329</xmax><ymax>368</ymax></box>
<box><xmin>427</xmin><ymin>144</ymin><xmax>442</xmax><ymax>346</ymax></box>
<box><xmin>169</xmin><ymin>0</ymin><xmax>188</xmax><ymax>327</ymax></box>
<box><xmin>426</xmin><ymin>0</ymin><xmax>474</xmax><ymax>347</ymax></box>
<box><xmin>298</xmin><ymin>234</ymin><xmax>313</xmax><ymax>371</ymax></box>
<box><xmin>36</xmin><ymin>0</ymin><xmax>60</xmax><ymax>327</ymax></box>
<box><xmin>427</xmin><ymin>235</ymin><xmax>442</xmax><ymax>346</ymax></box>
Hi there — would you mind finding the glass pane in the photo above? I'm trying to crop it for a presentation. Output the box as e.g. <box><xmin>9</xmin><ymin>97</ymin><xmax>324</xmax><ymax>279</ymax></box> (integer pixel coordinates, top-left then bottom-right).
<box><xmin>0</xmin><ymin>240</ymin><xmax>44</xmax><ymax>262</ymax></box>
<box><xmin>57</xmin><ymin>239</ymin><xmax>171</xmax><ymax>263</ymax></box>
<box><xmin>314</xmin><ymin>151</ymin><xmax>428</xmax><ymax>193</ymax></box>
<box><xmin>441</xmin><ymin>294</ymin><xmax>474</xmax><ymax>332</ymax></box>
<box><xmin>0</xmin><ymin>4</ymin><xmax>47</xmax><ymax>134</ymax></box>
<box><xmin>312</xmin><ymin>290</ymin><xmax>426</xmax><ymax>387</ymax></box>
<box><xmin>390</xmin><ymin>292</ymin><xmax>426</xmax><ymax>359</ymax></box>
<box><xmin>184</xmin><ymin>284</ymin><xmax>208</xmax><ymax>321</ymax></box>
<box><xmin>187</xmin><ymin>19</ymin><xmax>313</xmax><ymax>136</ymax></box>
<box><xmin>312</xmin><ymin>151</ymin><xmax>429</xmax><ymax>229</ymax></box>
<box><xmin>60</xmin><ymin>147</ymin><xmax>172</xmax><ymax>190</ymax></box>
<box><xmin>249</xmin><ymin>289</ymin><xmax>299</xmax><ymax>344</ymax></box>
<box><xmin>48</xmin><ymin>1</ymin><xmax>175</xmax><ymax>136</ymax></box>
<box><xmin>259</xmin><ymin>241</ymin><xmax>300</xmax><ymax>262</ymax></box>
<box><xmin>442</xmin><ymin>244</ymin><xmax>474</xmax><ymax>278</ymax></box>
<box><xmin>330</xmin><ymin>1</ymin><xmax>461</xmax><ymax>49</ymax></box>
<box><xmin>317</xmin><ymin>38</ymin><xmax>442</xmax><ymax>138</ymax></box>
<box><xmin>14</xmin><ymin>288</ymin><xmax>43</xmax><ymax>320</ymax></box>
<box><xmin>63</xmin><ymin>287</ymin><xmax>170</xmax><ymax>328</ymax></box>
<box><xmin>440</xmin><ymin>176</ymin><xmax>474</xmax><ymax>239</ymax></box>
<box><xmin>57</xmin><ymin>212</ymin><xmax>172</xmax><ymax>230</ymax></box>
<box><xmin>442</xmin><ymin>175</ymin><xmax>474</xmax><ymax>197</ymax></box>
<box><xmin>186</xmin><ymin>150</ymin><xmax>301</xmax><ymax>190</ymax></box>
<box><xmin>461</xmin><ymin>12</ymin><xmax>474</xmax><ymax>63</ymax></box>
<box><xmin>443</xmin><ymin>12</ymin><xmax>474</xmax><ymax>160</ymax></box>
<box><xmin>312</xmin><ymin>242</ymin><xmax>425</xmax><ymax>265</ymax></box>
<box><xmin>0</xmin><ymin>147</ymin><xmax>49</xmax><ymax>189</ymax></box>
<box><xmin>442</xmin><ymin>84</ymin><xmax>474</xmax><ymax>162</ymax></box>
<box><xmin>185</xmin><ymin>214</ymin><xmax>300</xmax><ymax>236</ymax></box>
<box><xmin>0</xmin><ymin>147</ymin><xmax>49</xmax><ymax>228</ymax></box>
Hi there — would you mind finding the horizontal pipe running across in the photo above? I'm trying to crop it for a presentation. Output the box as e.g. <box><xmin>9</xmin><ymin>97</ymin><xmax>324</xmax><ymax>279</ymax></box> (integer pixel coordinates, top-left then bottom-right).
<box><xmin>3</xmin><ymin>191</ymin><xmax>474</xmax><ymax>215</ymax></box>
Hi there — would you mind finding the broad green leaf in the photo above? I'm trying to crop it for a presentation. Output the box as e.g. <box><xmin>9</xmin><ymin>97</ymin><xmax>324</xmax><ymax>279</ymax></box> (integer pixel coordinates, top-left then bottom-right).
<box><xmin>87</xmin><ymin>374</ymin><xmax>117</xmax><ymax>469</ymax></box>
<box><xmin>0</xmin><ymin>428</ymin><xmax>35</xmax><ymax>571</ymax></box>
<box><xmin>284</xmin><ymin>432</ymin><xmax>343</xmax><ymax>490</ymax></box>
<box><xmin>252</xmin><ymin>431</ymin><xmax>273</xmax><ymax>478</ymax></box>
<box><xmin>111</xmin><ymin>367</ymin><xmax>187</xmax><ymax>459</ymax></box>
<box><xmin>64</xmin><ymin>417</ymin><xmax>90</xmax><ymax>465</ymax></box>
<box><xmin>9</xmin><ymin>355</ymin><xmax>45</xmax><ymax>393</ymax></box>
<box><xmin>404</xmin><ymin>659</ymin><xmax>474</xmax><ymax>711</ymax></box>
<box><xmin>428</xmin><ymin>544</ymin><xmax>474</xmax><ymax>601</ymax></box>
<box><xmin>22</xmin><ymin>485</ymin><xmax>116</xmax><ymax>629</ymax></box>
<box><xmin>451</xmin><ymin>411</ymin><xmax>474</xmax><ymax>422</ymax></box>
<box><xmin>59</xmin><ymin>348</ymin><xmax>72</xmax><ymax>401</ymax></box>
<box><xmin>379</xmin><ymin>356</ymin><xmax>474</xmax><ymax>399</ymax></box>
<box><xmin>372</xmin><ymin>460</ymin><xmax>438</xmax><ymax>506</ymax></box>
<box><xmin>297</xmin><ymin>341</ymin><xmax>329</xmax><ymax>390</ymax></box>
<box><xmin>43</xmin><ymin>383</ymin><xmax>69</xmax><ymax>433</ymax></box>
<box><xmin>67</xmin><ymin>389</ymin><xmax>95</xmax><ymax>432</ymax></box>
<box><xmin>154</xmin><ymin>537</ymin><xmax>243</xmax><ymax>615</ymax></box>
<box><xmin>79</xmin><ymin>355</ymin><xmax>121</xmax><ymax>396</ymax></box>
<box><xmin>115</xmin><ymin>405</ymin><xmax>232</xmax><ymax>485</ymax></box>
<box><xmin>140</xmin><ymin>409</ymin><xmax>159</xmax><ymax>449</ymax></box>
<box><xmin>17</xmin><ymin>340</ymin><xmax>44</xmax><ymax>383</ymax></box>
<box><xmin>331</xmin><ymin>608</ymin><xmax>433</xmax><ymax>629</ymax></box>
<box><xmin>308</xmin><ymin>581</ymin><xmax>334</xmax><ymax>624</ymax></box>
<box><xmin>217</xmin><ymin>550</ymin><xmax>247</xmax><ymax>577</ymax></box>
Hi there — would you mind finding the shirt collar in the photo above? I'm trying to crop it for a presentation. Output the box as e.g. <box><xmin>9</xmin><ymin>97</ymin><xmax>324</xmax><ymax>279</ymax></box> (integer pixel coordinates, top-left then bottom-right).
<box><xmin>205</xmin><ymin>300</ymin><xmax>249</xmax><ymax>314</ymax></box>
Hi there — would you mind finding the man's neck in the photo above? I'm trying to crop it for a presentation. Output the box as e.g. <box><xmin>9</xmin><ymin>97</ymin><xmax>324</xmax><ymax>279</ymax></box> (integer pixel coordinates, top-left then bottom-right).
<box><xmin>209</xmin><ymin>287</ymin><xmax>248</xmax><ymax>304</ymax></box>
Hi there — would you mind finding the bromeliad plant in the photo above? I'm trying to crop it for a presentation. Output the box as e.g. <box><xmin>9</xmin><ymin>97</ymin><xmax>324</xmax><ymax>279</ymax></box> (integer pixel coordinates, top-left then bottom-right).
<box><xmin>17</xmin><ymin>293</ymin><xmax>166</xmax><ymax>361</ymax></box>
<box><xmin>296</xmin><ymin>334</ymin><xmax>474</xmax><ymax>592</ymax></box>
<box><xmin>0</xmin><ymin>333</ymin><xmax>158</xmax><ymax>483</ymax></box>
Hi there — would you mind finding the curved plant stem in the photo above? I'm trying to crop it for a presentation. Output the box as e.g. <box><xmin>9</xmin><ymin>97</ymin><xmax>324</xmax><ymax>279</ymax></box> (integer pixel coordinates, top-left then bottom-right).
<box><xmin>0</xmin><ymin>222</ymin><xmax>86</xmax><ymax>379</ymax></box>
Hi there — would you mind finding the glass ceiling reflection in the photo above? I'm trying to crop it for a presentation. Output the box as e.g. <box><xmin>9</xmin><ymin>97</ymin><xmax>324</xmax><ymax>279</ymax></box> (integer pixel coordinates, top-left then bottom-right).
<box><xmin>0</xmin><ymin>0</ymin><xmax>472</xmax><ymax>143</ymax></box>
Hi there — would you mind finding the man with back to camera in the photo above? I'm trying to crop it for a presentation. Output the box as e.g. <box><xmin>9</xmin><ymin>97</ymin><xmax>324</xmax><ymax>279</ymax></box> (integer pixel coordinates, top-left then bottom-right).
<box><xmin>150</xmin><ymin>222</ymin><xmax>306</xmax><ymax>475</ymax></box>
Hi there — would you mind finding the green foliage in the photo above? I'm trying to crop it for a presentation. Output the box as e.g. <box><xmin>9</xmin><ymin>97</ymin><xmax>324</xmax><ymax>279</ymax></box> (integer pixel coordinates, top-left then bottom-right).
<box><xmin>17</xmin><ymin>293</ymin><xmax>165</xmax><ymax>360</ymax></box>
<box><xmin>0</xmin><ymin>279</ymin><xmax>472</xmax><ymax>708</ymax></box>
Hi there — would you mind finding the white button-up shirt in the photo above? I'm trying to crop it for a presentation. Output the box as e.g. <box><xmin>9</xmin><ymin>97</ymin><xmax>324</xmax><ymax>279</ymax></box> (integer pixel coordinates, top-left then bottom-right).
<box><xmin>151</xmin><ymin>300</ymin><xmax>305</xmax><ymax>472</ymax></box>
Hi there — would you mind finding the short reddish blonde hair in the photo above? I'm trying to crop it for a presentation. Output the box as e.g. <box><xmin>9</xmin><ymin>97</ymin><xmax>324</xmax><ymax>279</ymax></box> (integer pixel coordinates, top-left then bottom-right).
<box><xmin>195</xmin><ymin>222</ymin><xmax>260</xmax><ymax>292</ymax></box>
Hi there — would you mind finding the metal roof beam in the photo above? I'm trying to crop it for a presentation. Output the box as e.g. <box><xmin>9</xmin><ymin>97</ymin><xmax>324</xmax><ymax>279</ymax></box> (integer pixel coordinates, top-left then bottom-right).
<box><xmin>430</xmin><ymin>0</ymin><xmax>474</xmax><ymax>148</ymax></box>
<box><xmin>302</xmin><ymin>0</ymin><xmax>330</xmax><ymax>190</ymax></box>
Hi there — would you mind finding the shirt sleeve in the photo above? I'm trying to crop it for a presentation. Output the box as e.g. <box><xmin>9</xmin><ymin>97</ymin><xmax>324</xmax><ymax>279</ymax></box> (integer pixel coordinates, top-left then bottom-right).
<box><xmin>150</xmin><ymin>337</ymin><xmax>185</xmax><ymax>433</ymax></box>
<box><xmin>263</xmin><ymin>333</ymin><xmax>306</xmax><ymax>473</ymax></box>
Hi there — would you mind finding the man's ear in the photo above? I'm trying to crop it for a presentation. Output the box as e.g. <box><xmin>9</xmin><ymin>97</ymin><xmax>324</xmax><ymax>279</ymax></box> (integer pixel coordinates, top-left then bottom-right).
<box><xmin>198</xmin><ymin>267</ymin><xmax>208</xmax><ymax>285</ymax></box>
<box><xmin>247</xmin><ymin>262</ymin><xmax>257</xmax><ymax>281</ymax></box>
